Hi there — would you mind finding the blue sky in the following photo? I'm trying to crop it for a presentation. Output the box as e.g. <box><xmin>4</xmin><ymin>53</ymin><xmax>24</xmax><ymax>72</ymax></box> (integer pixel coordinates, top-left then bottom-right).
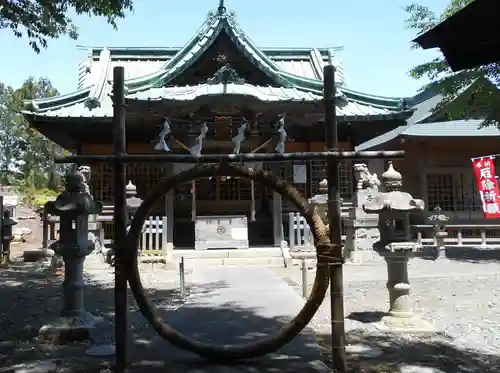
<box><xmin>0</xmin><ymin>0</ymin><xmax>448</xmax><ymax>97</ymax></box>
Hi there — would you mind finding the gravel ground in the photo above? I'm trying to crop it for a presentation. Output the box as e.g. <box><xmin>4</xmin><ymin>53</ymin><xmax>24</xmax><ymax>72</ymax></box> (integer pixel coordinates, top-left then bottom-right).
<box><xmin>2</xmin><ymin>251</ymin><xmax>499</xmax><ymax>373</ymax></box>
<box><xmin>273</xmin><ymin>258</ymin><xmax>500</xmax><ymax>373</ymax></box>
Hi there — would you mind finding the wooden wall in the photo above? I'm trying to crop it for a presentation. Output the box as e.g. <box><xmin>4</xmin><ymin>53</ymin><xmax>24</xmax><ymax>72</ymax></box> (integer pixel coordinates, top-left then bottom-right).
<box><xmin>397</xmin><ymin>137</ymin><xmax>500</xmax><ymax>199</ymax></box>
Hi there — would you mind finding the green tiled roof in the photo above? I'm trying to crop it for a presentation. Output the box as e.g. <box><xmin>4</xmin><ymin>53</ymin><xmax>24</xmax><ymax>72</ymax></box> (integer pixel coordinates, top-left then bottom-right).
<box><xmin>355</xmin><ymin>119</ymin><xmax>496</xmax><ymax>151</ymax></box>
<box><xmin>23</xmin><ymin>83</ymin><xmax>411</xmax><ymax>121</ymax></box>
<box><xmin>128</xmin><ymin>84</ymin><xmax>321</xmax><ymax>102</ymax></box>
<box><xmin>23</xmin><ymin>5</ymin><xmax>410</xmax><ymax>121</ymax></box>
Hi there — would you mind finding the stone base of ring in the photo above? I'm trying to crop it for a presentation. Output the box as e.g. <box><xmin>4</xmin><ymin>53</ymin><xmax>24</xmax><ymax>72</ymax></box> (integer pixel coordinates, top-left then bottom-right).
<box><xmin>38</xmin><ymin>311</ymin><xmax>103</xmax><ymax>344</ymax></box>
<box><xmin>374</xmin><ymin>314</ymin><xmax>437</xmax><ymax>333</ymax></box>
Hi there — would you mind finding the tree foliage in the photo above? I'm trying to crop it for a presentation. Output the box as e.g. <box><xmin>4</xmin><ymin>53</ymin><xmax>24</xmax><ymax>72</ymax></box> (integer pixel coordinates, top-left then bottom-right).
<box><xmin>0</xmin><ymin>77</ymin><xmax>63</xmax><ymax>190</ymax></box>
<box><xmin>405</xmin><ymin>0</ymin><xmax>500</xmax><ymax>124</ymax></box>
<box><xmin>0</xmin><ymin>0</ymin><xmax>133</xmax><ymax>53</ymax></box>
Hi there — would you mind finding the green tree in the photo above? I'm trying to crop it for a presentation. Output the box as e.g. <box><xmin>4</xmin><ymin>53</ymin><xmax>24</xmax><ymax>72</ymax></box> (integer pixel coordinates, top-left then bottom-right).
<box><xmin>0</xmin><ymin>77</ymin><xmax>62</xmax><ymax>190</ymax></box>
<box><xmin>0</xmin><ymin>0</ymin><xmax>133</xmax><ymax>53</ymax></box>
<box><xmin>0</xmin><ymin>83</ymin><xmax>19</xmax><ymax>185</ymax></box>
<box><xmin>405</xmin><ymin>0</ymin><xmax>500</xmax><ymax>123</ymax></box>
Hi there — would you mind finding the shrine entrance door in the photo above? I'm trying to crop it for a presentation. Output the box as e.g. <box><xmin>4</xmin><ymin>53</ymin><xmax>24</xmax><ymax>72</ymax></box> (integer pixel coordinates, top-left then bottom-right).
<box><xmin>173</xmin><ymin>174</ymin><xmax>273</xmax><ymax>248</ymax></box>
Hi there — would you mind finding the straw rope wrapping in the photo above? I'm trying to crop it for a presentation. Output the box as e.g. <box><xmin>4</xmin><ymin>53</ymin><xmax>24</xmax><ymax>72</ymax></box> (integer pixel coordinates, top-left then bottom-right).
<box><xmin>124</xmin><ymin>163</ymin><xmax>334</xmax><ymax>361</ymax></box>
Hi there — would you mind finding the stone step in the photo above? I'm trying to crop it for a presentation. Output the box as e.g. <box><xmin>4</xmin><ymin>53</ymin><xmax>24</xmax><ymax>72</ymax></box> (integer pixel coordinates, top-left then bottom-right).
<box><xmin>172</xmin><ymin>247</ymin><xmax>284</xmax><ymax>260</ymax></box>
<box><xmin>174</xmin><ymin>256</ymin><xmax>286</xmax><ymax>267</ymax></box>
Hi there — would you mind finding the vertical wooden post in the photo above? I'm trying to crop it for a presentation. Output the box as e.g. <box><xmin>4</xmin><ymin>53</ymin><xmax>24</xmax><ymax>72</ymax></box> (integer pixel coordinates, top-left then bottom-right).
<box><xmin>0</xmin><ymin>196</ymin><xmax>3</xmax><ymax>263</ymax></box>
<box><xmin>323</xmin><ymin>64</ymin><xmax>347</xmax><ymax>373</ymax></box>
<box><xmin>112</xmin><ymin>66</ymin><xmax>128</xmax><ymax>373</ymax></box>
<box><xmin>42</xmin><ymin>203</ymin><xmax>49</xmax><ymax>250</ymax></box>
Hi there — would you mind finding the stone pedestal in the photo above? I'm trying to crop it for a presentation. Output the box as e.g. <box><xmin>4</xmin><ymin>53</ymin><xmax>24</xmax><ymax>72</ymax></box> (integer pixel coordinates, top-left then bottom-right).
<box><xmin>374</xmin><ymin>242</ymin><xmax>436</xmax><ymax>332</ymax></box>
<box><xmin>344</xmin><ymin>206</ymin><xmax>380</xmax><ymax>263</ymax></box>
<box><xmin>22</xmin><ymin>248</ymin><xmax>55</xmax><ymax>263</ymax></box>
<box><xmin>435</xmin><ymin>231</ymin><xmax>448</xmax><ymax>260</ymax></box>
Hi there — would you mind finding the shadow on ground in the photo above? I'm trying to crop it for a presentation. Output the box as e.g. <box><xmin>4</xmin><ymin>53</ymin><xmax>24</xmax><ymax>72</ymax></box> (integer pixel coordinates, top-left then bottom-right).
<box><xmin>0</xmin><ymin>261</ymin><xmax>498</xmax><ymax>373</ymax></box>
<box><xmin>417</xmin><ymin>245</ymin><xmax>500</xmax><ymax>263</ymax></box>
<box><xmin>317</xmin><ymin>328</ymin><xmax>499</xmax><ymax>373</ymax></box>
<box><xmin>0</xmin><ymin>261</ymin><xmax>323</xmax><ymax>373</ymax></box>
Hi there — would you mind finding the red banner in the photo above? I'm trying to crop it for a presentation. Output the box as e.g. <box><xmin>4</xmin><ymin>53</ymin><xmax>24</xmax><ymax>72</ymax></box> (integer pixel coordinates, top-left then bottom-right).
<box><xmin>472</xmin><ymin>157</ymin><xmax>500</xmax><ymax>218</ymax></box>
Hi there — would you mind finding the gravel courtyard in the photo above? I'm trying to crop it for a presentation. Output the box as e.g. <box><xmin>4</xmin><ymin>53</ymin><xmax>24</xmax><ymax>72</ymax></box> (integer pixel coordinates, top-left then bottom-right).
<box><xmin>273</xmin><ymin>257</ymin><xmax>500</xmax><ymax>372</ymax></box>
<box><xmin>0</xmin><ymin>252</ymin><xmax>499</xmax><ymax>373</ymax></box>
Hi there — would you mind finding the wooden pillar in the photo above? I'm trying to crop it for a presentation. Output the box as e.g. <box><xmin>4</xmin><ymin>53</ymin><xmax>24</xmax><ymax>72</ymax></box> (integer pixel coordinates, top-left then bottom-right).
<box><xmin>306</xmin><ymin>142</ymin><xmax>312</xmax><ymax>196</ymax></box>
<box><xmin>271</xmin><ymin>164</ymin><xmax>284</xmax><ymax>247</ymax></box>
<box><xmin>164</xmin><ymin>163</ymin><xmax>174</xmax><ymax>258</ymax></box>
<box><xmin>417</xmin><ymin>151</ymin><xmax>428</xmax><ymax>207</ymax></box>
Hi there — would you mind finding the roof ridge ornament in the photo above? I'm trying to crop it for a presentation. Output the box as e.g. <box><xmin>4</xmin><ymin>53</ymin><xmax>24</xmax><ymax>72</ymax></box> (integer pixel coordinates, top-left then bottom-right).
<box><xmin>207</xmin><ymin>53</ymin><xmax>245</xmax><ymax>84</ymax></box>
<box><xmin>217</xmin><ymin>0</ymin><xmax>226</xmax><ymax>15</ymax></box>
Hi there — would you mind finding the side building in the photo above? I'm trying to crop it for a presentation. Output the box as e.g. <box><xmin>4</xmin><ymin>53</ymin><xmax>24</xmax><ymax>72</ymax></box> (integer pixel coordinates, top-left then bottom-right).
<box><xmin>357</xmin><ymin>79</ymin><xmax>500</xmax><ymax>223</ymax></box>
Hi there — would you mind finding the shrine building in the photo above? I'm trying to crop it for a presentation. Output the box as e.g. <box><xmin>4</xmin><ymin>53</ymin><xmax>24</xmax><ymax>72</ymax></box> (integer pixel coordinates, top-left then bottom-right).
<box><xmin>24</xmin><ymin>3</ymin><xmax>455</xmax><ymax>251</ymax></box>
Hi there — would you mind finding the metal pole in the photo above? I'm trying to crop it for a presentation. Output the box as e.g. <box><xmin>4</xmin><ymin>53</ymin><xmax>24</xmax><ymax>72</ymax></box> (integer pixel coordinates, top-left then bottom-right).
<box><xmin>112</xmin><ymin>66</ymin><xmax>128</xmax><ymax>373</ymax></box>
<box><xmin>324</xmin><ymin>64</ymin><xmax>347</xmax><ymax>373</ymax></box>
<box><xmin>179</xmin><ymin>257</ymin><xmax>186</xmax><ymax>298</ymax></box>
<box><xmin>301</xmin><ymin>258</ymin><xmax>308</xmax><ymax>299</ymax></box>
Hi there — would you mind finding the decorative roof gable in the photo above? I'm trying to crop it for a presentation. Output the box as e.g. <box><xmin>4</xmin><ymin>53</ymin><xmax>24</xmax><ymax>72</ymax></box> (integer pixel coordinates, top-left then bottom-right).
<box><xmin>22</xmin><ymin>3</ymin><xmax>412</xmax><ymax>120</ymax></box>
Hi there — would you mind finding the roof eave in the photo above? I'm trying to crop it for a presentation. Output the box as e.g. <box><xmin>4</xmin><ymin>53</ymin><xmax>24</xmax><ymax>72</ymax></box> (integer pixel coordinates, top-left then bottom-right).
<box><xmin>413</xmin><ymin>0</ymin><xmax>500</xmax><ymax>70</ymax></box>
<box><xmin>22</xmin><ymin>87</ymin><xmax>91</xmax><ymax>112</ymax></box>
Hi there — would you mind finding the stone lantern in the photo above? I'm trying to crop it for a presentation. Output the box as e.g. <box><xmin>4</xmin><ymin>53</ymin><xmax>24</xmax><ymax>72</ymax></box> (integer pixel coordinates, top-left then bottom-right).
<box><xmin>308</xmin><ymin>179</ymin><xmax>329</xmax><ymax>224</ymax></box>
<box><xmin>39</xmin><ymin>168</ymin><xmax>103</xmax><ymax>343</ymax></box>
<box><xmin>126</xmin><ymin>181</ymin><xmax>143</xmax><ymax>219</ymax></box>
<box><xmin>429</xmin><ymin>205</ymin><xmax>450</xmax><ymax>260</ymax></box>
<box><xmin>363</xmin><ymin>161</ymin><xmax>435</xmax><ymax>332</ymax></box>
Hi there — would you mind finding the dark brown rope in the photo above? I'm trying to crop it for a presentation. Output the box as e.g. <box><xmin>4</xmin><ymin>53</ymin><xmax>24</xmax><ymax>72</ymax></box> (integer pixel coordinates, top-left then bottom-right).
<box><xmin>123</xmin><ymin>163</ymin><xmax>337</xmax><ymax>361</ymax></box>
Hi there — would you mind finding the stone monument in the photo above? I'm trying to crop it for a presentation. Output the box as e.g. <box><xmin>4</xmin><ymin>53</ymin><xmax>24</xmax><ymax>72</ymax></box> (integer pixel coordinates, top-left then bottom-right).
<box><xmin>343</xmin><ymin>163</ymin><xmax>381</xmax><ymax>262</ymax></box>
<box><xmin>363</xmin><ymin>161</ymin><xmax>435</xmax><ymax>332</ymax></box>
<box><xmin>38</xmin><ymin>168</ymin><xmax>104</xmax><ymax>343</ymax></box>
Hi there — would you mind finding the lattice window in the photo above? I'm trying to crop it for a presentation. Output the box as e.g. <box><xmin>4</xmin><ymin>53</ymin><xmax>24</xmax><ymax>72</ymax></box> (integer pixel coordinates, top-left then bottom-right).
<box><xmin>91</xmin><ymin>163</ymin><xmax>167</xmax><ymax>209</ymax></box>
<box><xmin>274</xmin><ymin>163</ymin><xmax>307</xmax><ymax>212</ymax></box>
<box><xmin>195</xmin><ymin>178</ymin><xmax>217</xmax><ymax>200</ymax></box>
<box><xmin>91</xmin><ymin>163</ymin><xmax>113</xmax><ymax>203</ymax></box>
<box><xmin>310</xmin><ymin>160</ymin><xmax>353</xmax><ymax>199</ymax></box>
<box><xmin>128</xmin><ymin>163</ymin><xmax>166</xmax><ymax>211</ymax></box>
<box><xmin>218</xmin><ymin>177</ymin><xmax>253</xmax><ymax>201</ymax></box>
<box><xmin>454</xmin><ymin>172</ymin><xmax>482</xmax><ymax>211</ymax></box>
<box><xmin>426</xmin><ymin>174</ymin><xmax>455</xmax><ymax>211</ymax></box>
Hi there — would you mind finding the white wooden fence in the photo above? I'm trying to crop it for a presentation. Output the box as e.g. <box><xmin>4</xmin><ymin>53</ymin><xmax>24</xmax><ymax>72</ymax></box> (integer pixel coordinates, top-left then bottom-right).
<box><xmin>412</xmin><ymin>224</ymin><xmax>500</xmax><ymax>247</ymax></box>
<box><xmin>287</xmin><ymin>212</ymin><xmax>346</xmax><ymax>251</ymax></box>
<box><xmin>44</xmin><ymin>215</ymin><xmax>168</xmax><ymax>260</ymax></box>
<box><xmin>287</xmin><ymin>214</ymin><xmax>500</xmax><ymax>252</ymax></box>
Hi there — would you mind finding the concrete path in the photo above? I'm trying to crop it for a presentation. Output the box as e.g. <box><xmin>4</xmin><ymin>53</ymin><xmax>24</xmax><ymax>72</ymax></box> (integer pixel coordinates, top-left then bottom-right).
<box><xmin>138</xmin><ymin>265</ymin><xmax>330</xmax><ymax>372</ymax></box>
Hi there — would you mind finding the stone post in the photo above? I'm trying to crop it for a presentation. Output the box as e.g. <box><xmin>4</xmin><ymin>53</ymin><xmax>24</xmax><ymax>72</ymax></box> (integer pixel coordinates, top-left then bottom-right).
<box><xmin>38</xmin><ymin>168</ymin><xmax>103</xmax><ymax>343</ymax></box>
<box><xmin>363</xmin><ymin>161</ymin><xmax>435</xmax><ymax>332</ymax></box>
